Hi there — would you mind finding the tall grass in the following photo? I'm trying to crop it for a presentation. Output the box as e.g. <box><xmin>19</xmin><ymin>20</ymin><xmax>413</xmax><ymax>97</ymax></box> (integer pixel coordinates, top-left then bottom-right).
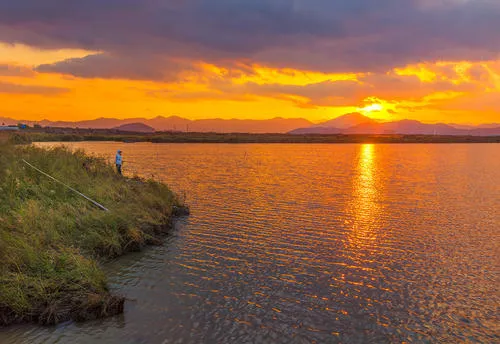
<box><xmin>0</xmin><ymin>142</ymin><xmax>181</xmax><ymax>325</ymax></box>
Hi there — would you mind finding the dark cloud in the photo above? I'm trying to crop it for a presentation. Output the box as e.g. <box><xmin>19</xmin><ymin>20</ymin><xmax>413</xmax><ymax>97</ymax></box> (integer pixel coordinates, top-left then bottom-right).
<box><xmin>1</xmin><ymin>0</ymin><xmax>499</xmax><ymax>79</ymax></box>
<box><xmin>35</xmin><ymin>53</ymin><xmax>194</xmax><ymax>81</ymax></box>
<box><xmin>0</xmin><ymin>64</ymin><xmax>35</xmax><ymax>77</ymax></box>
<box><xmin>35</xmin><ymin>53</ymin><xmax>257</xmax><ymax>81</ymax></box>
<box><xmin>0</xmin><ymin>81</ymin><xmax>69</xmax><ymax>95</ymax></box>
<box><xmin>467</xmin><ymin>65</ymin><xmax>492</xmax><ymax>83</ymax></box>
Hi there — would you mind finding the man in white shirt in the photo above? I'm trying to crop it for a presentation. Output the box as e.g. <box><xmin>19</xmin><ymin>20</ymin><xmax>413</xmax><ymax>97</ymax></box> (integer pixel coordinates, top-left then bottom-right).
<box><xmin>115</xmin><ymin>149</ymin><xmax>123</xmax><ymax>175</ymax></box>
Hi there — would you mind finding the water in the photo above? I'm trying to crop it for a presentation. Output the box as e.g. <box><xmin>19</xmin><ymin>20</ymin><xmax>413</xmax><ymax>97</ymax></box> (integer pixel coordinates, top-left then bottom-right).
<box><xmin>1</xmin><ymin>143</ymin><xmax>499</xmax><ymax>343</ymax></box>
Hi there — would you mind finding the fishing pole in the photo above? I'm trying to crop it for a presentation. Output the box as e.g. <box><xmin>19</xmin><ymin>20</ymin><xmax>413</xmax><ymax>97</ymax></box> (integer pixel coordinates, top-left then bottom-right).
<box><xmin>22</xmin><ymin>159</ymin><xmax>110</xmax><ymax>212</ymax></box>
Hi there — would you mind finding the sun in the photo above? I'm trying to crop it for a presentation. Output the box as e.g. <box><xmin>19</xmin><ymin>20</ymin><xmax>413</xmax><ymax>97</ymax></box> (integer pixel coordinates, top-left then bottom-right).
<box><xmin>358</xmin><ymin>104</ymin><xmax>383</xmax><ymax>114</ymax></box>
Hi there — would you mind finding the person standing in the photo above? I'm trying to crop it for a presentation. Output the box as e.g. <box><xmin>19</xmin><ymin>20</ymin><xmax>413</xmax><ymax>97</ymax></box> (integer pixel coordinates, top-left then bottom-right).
<box><xmin>115</xmin><ymin>149</ymin><xmax>123</xmax><ymax>175</ymax></box>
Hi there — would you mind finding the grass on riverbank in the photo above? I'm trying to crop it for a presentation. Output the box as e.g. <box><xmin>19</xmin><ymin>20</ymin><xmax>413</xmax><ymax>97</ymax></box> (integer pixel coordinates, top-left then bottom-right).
<box><xmin>0</xmin><ymin>140</ymin><xmax>183</xmax><ymax>325</ymax></box>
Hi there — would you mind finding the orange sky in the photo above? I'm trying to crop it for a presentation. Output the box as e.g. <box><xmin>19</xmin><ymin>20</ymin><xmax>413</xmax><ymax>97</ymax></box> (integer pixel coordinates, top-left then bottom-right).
<box><xmin>1</xmin><ymin>43</ymin><xmax>499</xmax><ymax>125</ymax></box>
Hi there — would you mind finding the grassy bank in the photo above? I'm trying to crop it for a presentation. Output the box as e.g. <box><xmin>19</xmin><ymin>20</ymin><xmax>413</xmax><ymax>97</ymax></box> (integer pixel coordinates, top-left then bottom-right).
<box><xmin>0</xmin><ymin>138</ymin><xmax>185</xmax><ymax>326</ymax></box>
<box><xmin>17</xmin><ymin>130</ymin><xmax>500</xmax><ymax>144</ymax></box>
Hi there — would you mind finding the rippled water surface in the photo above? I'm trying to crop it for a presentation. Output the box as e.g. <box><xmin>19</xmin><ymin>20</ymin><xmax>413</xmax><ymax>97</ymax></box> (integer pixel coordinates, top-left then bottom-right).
<box><xmin>2</xmin><ymin>143</ymin><xmax>499</xmax><ymax>343</ymax></box>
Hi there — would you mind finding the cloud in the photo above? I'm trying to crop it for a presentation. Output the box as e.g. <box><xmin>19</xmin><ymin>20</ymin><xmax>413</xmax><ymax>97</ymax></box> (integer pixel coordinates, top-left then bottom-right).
<box><xmin>467</xmin><ymin>65</ymin><xmax>494</xmax><ymax>83</ymax></box>
<box><xmin>0</xmin><ymin>81</ymin><xmax>69</xmax><ymax>95</ymax></box>
<box><xmin>0</xmin><ymin>64</ymin><xmax>35</xmax><ymax>77</ymax></box>
<box><xmin>139</xmin><ymin>60</ymin><xmax>497</xmax><ymax>114</ymax></box>
<box><xmin>0</xmin><ymin>0</ymin><xmax>499</xmax><ymax>80</ymax></box>
<box><xmin>36</xmin><ymin>53</ymin><xmax>194</xmax><ymax>81</ymax></box>
<box><xmin>404</xmin><ymin>90</ymin><xmax>500</xmax><ymax>114</ymax></box>
<box><xmin>199</xmin><ymin>71</ymin><xmax>486</xmax><ymax>108</ymax></box>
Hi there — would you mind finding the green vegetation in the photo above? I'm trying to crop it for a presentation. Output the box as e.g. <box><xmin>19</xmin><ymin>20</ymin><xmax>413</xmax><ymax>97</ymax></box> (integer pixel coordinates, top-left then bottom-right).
<box><xmin>18</xmin><ymin>130</ymin><xmax>500</xmax><ymax>144</ymax></box>
<box><xmin>0</xmin><ymin>137</ymin><xmax>184</xmax><ymax>325</ymax></box>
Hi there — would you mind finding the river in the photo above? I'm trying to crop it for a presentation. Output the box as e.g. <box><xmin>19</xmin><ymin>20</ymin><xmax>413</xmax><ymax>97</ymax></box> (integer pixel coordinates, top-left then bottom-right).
<box><xmin>1</xmin><ymin>143</ymin><xmax>499</xmax><ymax>343</ymax></box>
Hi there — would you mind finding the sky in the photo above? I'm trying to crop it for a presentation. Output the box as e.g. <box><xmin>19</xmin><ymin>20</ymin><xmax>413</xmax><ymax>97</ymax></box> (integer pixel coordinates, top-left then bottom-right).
<box><xmin>0</xmin><ymin>0</ymin><xmax>499</xmax><ymax>124</ymax></box>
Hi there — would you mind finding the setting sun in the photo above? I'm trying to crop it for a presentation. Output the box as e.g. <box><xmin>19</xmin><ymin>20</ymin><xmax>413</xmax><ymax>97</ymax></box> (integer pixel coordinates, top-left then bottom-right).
<box><xmin>358</xmin><ymin>104</ymin><xmax>384</xmax><ymax>115</ymax></box>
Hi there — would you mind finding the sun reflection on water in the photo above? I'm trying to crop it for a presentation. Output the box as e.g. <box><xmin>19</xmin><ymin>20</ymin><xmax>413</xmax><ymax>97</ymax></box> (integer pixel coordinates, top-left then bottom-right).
<box><xmin>347</xmin><ymin>144</ymin><xmax>383</xmax><ymax>250</ymax></box>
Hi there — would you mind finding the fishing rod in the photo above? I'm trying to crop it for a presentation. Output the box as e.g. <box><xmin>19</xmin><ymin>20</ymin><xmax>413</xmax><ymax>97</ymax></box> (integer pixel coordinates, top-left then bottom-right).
<box><xmin>22</xmin><ymin>159</ymin><xmax>110</xmax><ymax>212</ymax></box>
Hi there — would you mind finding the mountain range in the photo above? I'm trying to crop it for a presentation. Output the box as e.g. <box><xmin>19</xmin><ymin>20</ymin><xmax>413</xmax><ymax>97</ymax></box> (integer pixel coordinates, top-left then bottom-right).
<box><xmin>1</xmin><ymin>116</ymin><xmax>312</xmax><ymax>134</ymax></box>
<box><xmin>289</xmin><ymin>113</ymin><xmax>500</xmax><ymax>136</ymax></box>
<box><xmin>1</xmin><ymin>114</ymin><xmax>499</xmax><ymax>136</ymax></box>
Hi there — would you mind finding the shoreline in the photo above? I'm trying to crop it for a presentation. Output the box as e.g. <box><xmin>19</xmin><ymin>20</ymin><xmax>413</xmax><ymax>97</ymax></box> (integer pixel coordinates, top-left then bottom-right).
<box><xmin>10</xmin><ymin>131</ymin><xmax>500</xmax><ymax>144</ymax></box>
<box><xmin>1</xmin><ymin>209</ymin><xmax>188</xmax><ymax>327</ymax></box>
<box><xmin>0</xmin><ymin>140</ymin><xmax>189</xmax><ymax>326</ymax></box>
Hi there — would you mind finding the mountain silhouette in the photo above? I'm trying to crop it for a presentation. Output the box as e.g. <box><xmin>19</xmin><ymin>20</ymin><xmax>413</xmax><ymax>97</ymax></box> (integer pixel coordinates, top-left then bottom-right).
<box><xmin>342</xmin><ymin>120</ymin><xmax>457</xmax><ymax>135</ymax></box>
<box><xmin>35</xmin><ymin>116</ymin><xmax>313</xmax><ymax>134</ymax></box>
<box><xmin>2</xmin><ymin>114</ymin><xmax>499</xmax><ymax>135</ymax></box>
<box><xmin>316</xmin><ymin>112</ymin><xmax>377</xmax><ymax>129</ymax></box>
<box><xmin>114</xmin><ymin>123</ymin><xmax>155</xmax><ymax>133</ymax></box>
<box><xmin>292</xmin><ymin>118</ymin><xmax>500</xmax><ymax>136</ymax></box>
<box><xmin>290</xmin><ymin>113</ymin><xmax>376</xmax><ymax>134</ymax></box>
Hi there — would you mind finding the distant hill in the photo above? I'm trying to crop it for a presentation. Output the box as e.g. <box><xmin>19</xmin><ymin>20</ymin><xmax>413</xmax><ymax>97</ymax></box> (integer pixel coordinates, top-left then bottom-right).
<box><xmin>147</xmin><ymin>115</ymin><xmax>191</xmax><ymax>131</ymax></box>
<box><xmin>449</xmin><ymin>123</ymin><xmax>500</xmax><ymax>130</ymax></box>
<box><xmin>317</xmin><ymin>112</ymin><xmax>376</xmax><ymax>129</ymax></box>
<box><xmin>114</xmin><ymin>123</ymin><xmax>155</xmax><ymax>133</ymax></box>
<box><xmin>188</xmin><ymin>117</ymin><xmax>313</xmax><ymax>133</ymax></box>
<box><xmin>1</xmin><ymin>114</ymin><xmax>499</xmax><ymax>136</ymax></box>
<box><xmin>342</xmin><ymin>120</ymin><xmax>460</xmax><ymax>135</ymax></box>
<box><xmin>291</xmin><ymin>118</ymin><xmax>500</xmax><ymax>136</ymax></box>
<box><xmin>1</xmin><ymin>117</ymin><xmax>14</xmax><ymax>126</ymax></box>
<box><xmin>40</xmin><ymin>117</ymin><xmax>143</xmax><ymax>130</ymax></box>
<box><xmin>469</xmin><ymin>127</ymin><xmax>500</xmax><ymax>136</ymax></box>
<box><xmin>35</xmin><ymin>116</ymin><xmax>313</xmax><ymax>134</ymax></box>
<box><xmin>477</xmin><ymin>123</ymin><xmax>500</xmax><ymax>129</ymax></box>
<box><xmin>290</xmin><ymin>113</ymin><xmax>376</xmax><ymax>134</ymax></box>
<box><xmin>341</xmin><ymin>120</ymin><xmax>500</xmax><ymax>135</ymax></box>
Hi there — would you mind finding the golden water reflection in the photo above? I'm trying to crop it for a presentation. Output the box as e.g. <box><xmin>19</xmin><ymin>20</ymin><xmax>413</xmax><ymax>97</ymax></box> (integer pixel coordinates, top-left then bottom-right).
<box><xmin>347</xmin><ymin>144</ymin><xmax>383</xmax><ymax>250</ymax></box>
